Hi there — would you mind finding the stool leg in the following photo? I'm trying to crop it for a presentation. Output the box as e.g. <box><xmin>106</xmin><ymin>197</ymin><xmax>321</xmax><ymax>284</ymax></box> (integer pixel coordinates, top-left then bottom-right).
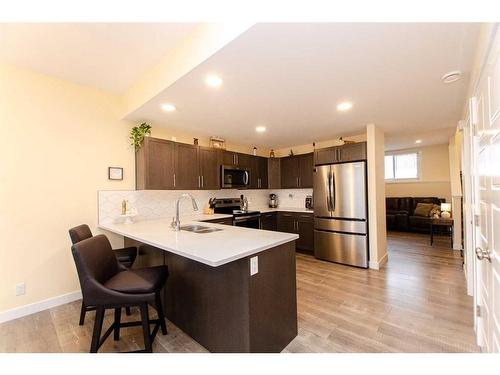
<box><xmin>139</xmin><ymin>303</ymin><xmax>152</xmax><ymax>353</ymax></box>
<box><xmin>90</xmin><ymin>307</ymin><xmax>105</xmax><ymax>353</ymax></box>
<box><xmin>79</xmin><ymin>300</ymin><xmax>86</xmax><ymax>326</ymax></box>
<box><xmin>155</xmin><ymin>292</ymin><xmax>167</xmax><ymax>335</ymax></box>
<box><xmin>125</xmin><ymin>306</ymin><xmax>132</xmax><ymax>316</ymax></box>
<box><xmin>114</xmin><ymin>307</ymin><xmax>122</xmax><ymax>341</ymax></box>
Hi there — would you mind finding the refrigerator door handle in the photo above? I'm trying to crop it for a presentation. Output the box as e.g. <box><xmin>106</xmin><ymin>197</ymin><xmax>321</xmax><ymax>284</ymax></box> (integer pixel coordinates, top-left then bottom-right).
<box><xmin>330</xmin><ymin>170</ymin><xmax>336</xmax><ymax>212</ymax></box>
<box><xmin>326</xmin><ymin>168</ymin><xmax>332</xmax><ymax>211</ymax></box>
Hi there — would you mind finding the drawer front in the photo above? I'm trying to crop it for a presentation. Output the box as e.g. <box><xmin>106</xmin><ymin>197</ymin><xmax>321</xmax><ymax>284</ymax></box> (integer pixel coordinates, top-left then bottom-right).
<box><xmin>314</xmin><ymin>230</ymin><xmax>368</xmax><ymax>268</ymax></box>
<box><xmin>314</xmin><ymin>217</ymin><xmax>366</xmax><ymax>234</ymax></box>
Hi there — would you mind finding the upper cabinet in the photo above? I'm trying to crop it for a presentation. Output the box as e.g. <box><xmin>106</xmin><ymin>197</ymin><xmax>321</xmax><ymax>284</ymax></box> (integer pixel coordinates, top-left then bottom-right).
<box><xmin>174</xmin><ymin>143</ymin><xmax>200</xmax><ymax>189</ymax></box>
<box><xmin>136</xmin><ymin>137</ymin><xmax>220</xmax><ymax>190</ymax></box>
<box><xmin>314</xmin><ymin>142</ymin><xmax>367</xmax><ymax>165</ymax></box>
<box><xmin>136</xmin><ymin>137</ymin><xmax>175</xmax><ymax>190</ymax></box>
<box><xmin>198</xmin><ymin>147</ymin><xmax>220</xmax><ymax>190</ymax></box>
<box><xmin>280</xmin><ymin>153</ymin><xmax>313</xmax><ymax>189</ymax></box>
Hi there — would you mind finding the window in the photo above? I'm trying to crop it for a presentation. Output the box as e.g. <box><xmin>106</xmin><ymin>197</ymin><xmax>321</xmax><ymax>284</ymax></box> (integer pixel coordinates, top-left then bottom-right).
<box><xmin>385</xmin><ymin>151</ymin><xmax>420</xmax><ymax>181</ymax></box>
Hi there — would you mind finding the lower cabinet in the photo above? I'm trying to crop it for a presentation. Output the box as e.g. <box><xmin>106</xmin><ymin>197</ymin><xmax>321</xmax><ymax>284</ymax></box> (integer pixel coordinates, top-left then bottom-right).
<box><xmin>277</xmin><ymin>212</ymin><xmax>314</xmax><ymax>253</ymax></box>
<box><xmin>260</xmin><ymin>212</ymin><xmax>277</xmax><ymax>231</ymax></box>
<box><xmin>202</xmin><ymin>217</ymin><xmax>234</xmax><ymax>226</ymax></box>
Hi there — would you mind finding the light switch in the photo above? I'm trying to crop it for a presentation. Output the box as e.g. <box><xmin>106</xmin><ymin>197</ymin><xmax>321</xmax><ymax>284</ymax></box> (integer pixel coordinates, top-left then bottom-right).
<box><xmin>250</xmin><ymin>256</ymin><xmax>258</xmax><ymax>276</ymax></box>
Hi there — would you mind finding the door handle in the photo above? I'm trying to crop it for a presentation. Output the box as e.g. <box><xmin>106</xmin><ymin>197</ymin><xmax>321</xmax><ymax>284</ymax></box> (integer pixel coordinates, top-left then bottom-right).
<box><xmin>331</xmin><ymin>171</ymin><xmax>336</xmax><ymax>211</ymax></box>
<box><xmin>326</xmin><ymin>170</ymin><xmax>332</xmax><ymax>211</ymax></box>
<box><xmin>475</xmin><ymin>247</ymin><xmax>492</xmax><ymax>262</ymax></box>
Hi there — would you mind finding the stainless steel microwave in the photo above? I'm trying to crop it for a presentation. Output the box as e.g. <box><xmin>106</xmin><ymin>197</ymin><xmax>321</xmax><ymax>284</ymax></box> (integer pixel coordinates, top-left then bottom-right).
<box><xmin>221</xmin><ymin>165</ymin><xmax>250</xmax><ymax>189</ymax></box>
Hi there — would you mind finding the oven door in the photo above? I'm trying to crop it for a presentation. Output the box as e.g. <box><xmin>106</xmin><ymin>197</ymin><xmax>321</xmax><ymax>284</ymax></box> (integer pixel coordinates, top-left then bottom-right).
<box><xmin>233</xmin><ymin>215</ymin><xmax>261</xmax><ymax>229</ymax></box>
<box><xmin>222</xmin><ymin>166</ymin><xmax>250</xmax><ymax>189</ymax></box>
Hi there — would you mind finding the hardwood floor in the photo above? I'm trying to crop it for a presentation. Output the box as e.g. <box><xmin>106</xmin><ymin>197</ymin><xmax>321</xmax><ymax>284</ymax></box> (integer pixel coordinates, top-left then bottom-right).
<box><xmin>0</xmin><ymin>232</ymin><xmax>479</xmax><ymax>353</ymax></box>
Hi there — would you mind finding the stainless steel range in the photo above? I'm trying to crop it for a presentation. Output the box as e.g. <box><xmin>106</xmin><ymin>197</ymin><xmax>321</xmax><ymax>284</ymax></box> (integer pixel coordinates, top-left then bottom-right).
<box><xmin>212</xmin><ymin>197</ymin><xmax>261</xmax><ymax>229</ymax></box>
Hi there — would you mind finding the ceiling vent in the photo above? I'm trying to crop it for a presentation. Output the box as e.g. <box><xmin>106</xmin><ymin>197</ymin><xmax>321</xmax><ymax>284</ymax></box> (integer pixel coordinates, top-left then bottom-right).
<box><xmin>441</xmin><ymin>70</ymin><xmax>462</xmax><ymax>84</ymax></box>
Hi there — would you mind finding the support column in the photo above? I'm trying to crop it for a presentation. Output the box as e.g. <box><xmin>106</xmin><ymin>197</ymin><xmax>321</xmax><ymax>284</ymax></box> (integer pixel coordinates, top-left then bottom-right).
<box><xmin>366</xmin><ymin>124</ymin><xmax>388</xmax><ymax>269</ymax></box>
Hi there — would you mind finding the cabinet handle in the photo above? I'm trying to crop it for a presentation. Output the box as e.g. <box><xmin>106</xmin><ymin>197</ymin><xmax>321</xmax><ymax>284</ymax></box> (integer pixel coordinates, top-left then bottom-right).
<box><xmin>201</xmin><ymin>175</ymin><xmax>204</xmax><ymax>188</ymax></box>
<box><xmin>173</xmin><ymin>173</ymin><xmax>176</xmax><ymax>187</ymax></box>
<box><xmin>298</xmin><ymin>176</ymin><xmax>301</xmax><ymax>187</ymax></box>
<box><xmin>198</xmin><ymin>176</ymin><xmax>201</xmax><ymax>188</ymax></box>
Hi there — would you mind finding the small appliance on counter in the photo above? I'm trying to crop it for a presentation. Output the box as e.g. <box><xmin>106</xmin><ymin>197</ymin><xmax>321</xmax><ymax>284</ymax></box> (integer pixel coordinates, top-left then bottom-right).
<box><xmin>269</xmin><ymin>193</ymin><xmax>278</xmax><ymax>208</ymax></box>
<box><xmin>305</xmin><ymin>195</ymin><xmax>313</xmax><ymax>210</ymax></box>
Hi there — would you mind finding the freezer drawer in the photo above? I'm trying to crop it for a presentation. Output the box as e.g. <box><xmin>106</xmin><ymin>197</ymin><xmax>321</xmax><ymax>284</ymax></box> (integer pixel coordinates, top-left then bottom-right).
<box><xmin>314</xmin><ymin>230</ymin><xmax>368</xmax><ymax>268</ymax></box>
<box><xmin>314</xmin><ymin>217</ymin><xmax>366</xmax><ymax>234</ymax></box>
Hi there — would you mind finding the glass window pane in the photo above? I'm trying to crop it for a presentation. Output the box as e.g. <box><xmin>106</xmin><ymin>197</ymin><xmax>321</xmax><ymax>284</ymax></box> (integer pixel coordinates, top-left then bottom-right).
<box><xmin>394</xmin><ymin>153</ymin><xmax>418</xmax><ymax>179</ymax></box>
<box><xmin>385</xmin><ymin>155</ymin><xmax>394</xmax><ymax>179</ymax></box>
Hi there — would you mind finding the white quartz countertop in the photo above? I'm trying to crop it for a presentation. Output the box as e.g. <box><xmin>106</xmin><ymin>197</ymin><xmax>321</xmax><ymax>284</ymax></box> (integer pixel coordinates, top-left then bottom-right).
<box><xmin>255</xmin><ymin>207</ymin><xmax>314</xmax><ymax>214</ymax></box>
<box><xmin>99</xmin><ymin>217</ymin><xmax>298</xmax><ymax>267</ymax></box>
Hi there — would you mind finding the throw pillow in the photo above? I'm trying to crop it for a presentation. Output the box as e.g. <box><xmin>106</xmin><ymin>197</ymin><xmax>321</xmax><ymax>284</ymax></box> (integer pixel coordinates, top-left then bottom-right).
<box><xmin>429</xmin><ymin>204</ymin><xmax>441</xmax><ymax>218</ymax></box>
<box><xmin>414</xmin><ymin>203</ymin><xmax>434</xmax><ymax>217</ymax></box>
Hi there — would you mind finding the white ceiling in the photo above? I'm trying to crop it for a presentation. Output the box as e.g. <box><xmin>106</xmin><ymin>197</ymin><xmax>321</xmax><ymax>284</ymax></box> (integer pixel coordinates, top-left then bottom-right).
<box><xmin>0</xmin><ymin>23</ymin><xmax>198</xmax><ymax>93</ymax></box>
<box><xmin>127</xmin><ymin>23</ymin><xmax>480</xmax><ymax>149</ymax></box>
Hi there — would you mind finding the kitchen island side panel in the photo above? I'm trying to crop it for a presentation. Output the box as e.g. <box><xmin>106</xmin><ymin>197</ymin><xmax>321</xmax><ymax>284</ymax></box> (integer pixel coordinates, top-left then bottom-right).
<box><xmin>124</xmin><ymin>237</ymin><xmax>298</xmax><ymax>352</ymax></box>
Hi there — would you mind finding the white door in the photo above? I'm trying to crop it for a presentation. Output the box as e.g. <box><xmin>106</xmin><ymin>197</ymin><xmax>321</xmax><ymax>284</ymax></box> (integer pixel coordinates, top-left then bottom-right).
<box><xmin>471</xmin><ymin>26</ymin><xmax>500</xmax><ymax>353</ymax></box>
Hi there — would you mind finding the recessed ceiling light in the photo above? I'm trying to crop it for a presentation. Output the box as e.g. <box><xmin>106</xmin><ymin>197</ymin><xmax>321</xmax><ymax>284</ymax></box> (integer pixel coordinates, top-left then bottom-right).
<box><xmin>205</xmin><ymin>74</ymin><xmax>222</xmax><ymax>88</ymax></box>
<box><xmin>256</xmin><ymin>126</ymin><xmax>266</xmax><ymax>133</ymax></box>
<box><xmin>161</xmin><ymin>103</ymin><xmax>176</xmax><ymax>112</ymax></box>
<box><xmin>415</xmin><ymin>139</ymin><xmax>422</xmax><ymax>144</ymax></box>
<box><xmin>337</xmin><ymin>101</ymin><xmax>353</xmax><ymax>112</ymax></box>
<box><xmin>441</xmin><ymin>70</ymin><xmax>462</xmax><ymax>84</ymax></box>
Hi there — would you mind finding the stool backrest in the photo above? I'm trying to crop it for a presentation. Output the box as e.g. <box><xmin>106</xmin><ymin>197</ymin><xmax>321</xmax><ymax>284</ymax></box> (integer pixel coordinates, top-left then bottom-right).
<box><xmin>71</xmin><ymin>234</ymin><xmax>121</xmax><ymax>289</ymax></box>
<box><xmin>69</xmin><ymin>224</ymin><xmax>93</xmax><ymax>244</ymax></box>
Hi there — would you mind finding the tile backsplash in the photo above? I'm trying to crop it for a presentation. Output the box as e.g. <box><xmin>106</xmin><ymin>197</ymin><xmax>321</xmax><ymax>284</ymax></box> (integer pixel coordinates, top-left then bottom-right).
<box><xmin>98</xmin><ymin>188</ymin><xmax>312</xmax><ymax>224</ymax></box>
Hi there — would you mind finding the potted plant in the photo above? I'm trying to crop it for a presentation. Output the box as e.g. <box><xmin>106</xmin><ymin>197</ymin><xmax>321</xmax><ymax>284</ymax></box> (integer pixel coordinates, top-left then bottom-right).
<box><xmin>130</xmin><ymin>122</ymin><xmax>152</xmax><ymax>150</ymax></box>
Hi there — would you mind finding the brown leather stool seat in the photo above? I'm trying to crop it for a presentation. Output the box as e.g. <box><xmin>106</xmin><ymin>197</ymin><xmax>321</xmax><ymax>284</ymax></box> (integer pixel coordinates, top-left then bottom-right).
<box><xmin>69</xmin><ymin>224</ymin><xmax>138</xmax><ymax>325</ymax></box>
<box><xmin>71</xmin><ymin>234</ymin><xmax>168</xmax><ymax>353</ymax></box>
<box><xmin>105</xmin><ymin>266</ymin><xmax>168</xmax><ymax>294</ymax></box>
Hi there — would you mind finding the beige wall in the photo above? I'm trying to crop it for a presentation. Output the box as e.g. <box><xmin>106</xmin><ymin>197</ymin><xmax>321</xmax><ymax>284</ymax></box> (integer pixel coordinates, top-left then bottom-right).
<box><xmin>0</xmin><ymin>64</ymin><xmax>135</xmax><ymax>312</ymax></box>
<box><xmin>273</xmin><ymin>133</ymin><xmax>366</xmax><ymax>157</ymax></box>
<box><xmin>0</xmin><ymin>64</ymin><xmax>273</xmax><ymax>314</ymax></box>
<box><xmin>385</xmin><ymin>143</ymin><xmax>452</xmax><ymax>202</ymax></box>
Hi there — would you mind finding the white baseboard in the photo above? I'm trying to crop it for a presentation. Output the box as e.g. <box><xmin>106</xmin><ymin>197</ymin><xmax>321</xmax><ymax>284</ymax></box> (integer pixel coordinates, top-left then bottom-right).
<box><xmin>0</xmin><ymin>290</ymin><xmax>82</xmax><ymax>324</ymax></box>
<box><xmin>369</xmin><ymin>252</ymin><xmax>389</xmax><ymax>270</ymax></box>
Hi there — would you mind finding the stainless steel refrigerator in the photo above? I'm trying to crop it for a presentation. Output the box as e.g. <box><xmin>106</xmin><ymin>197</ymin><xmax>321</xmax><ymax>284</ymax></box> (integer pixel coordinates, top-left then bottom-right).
<box><xmin>313</xmin><ymin>161</ymin><xmax>368</xmax><ymax>268</ymax></box>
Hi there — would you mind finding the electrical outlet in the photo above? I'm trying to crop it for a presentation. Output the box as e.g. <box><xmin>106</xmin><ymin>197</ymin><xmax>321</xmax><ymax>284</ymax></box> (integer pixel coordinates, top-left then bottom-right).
<box><xmin>250</xmin><ymin>256</ymin><xmax>258</xmax><ymax>276</ymax></box>
<box><xmin>16</xmin><ymin>282</ymin><xmax>25</xmax><ymax>296</ymax></box>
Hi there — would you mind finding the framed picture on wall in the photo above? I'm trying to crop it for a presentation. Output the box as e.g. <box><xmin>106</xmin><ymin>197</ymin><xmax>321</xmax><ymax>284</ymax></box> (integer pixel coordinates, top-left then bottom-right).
<box><xmin>108</xmin><ymin>167</ymin><xmax>123</xmax><ymax>180</ymax></box>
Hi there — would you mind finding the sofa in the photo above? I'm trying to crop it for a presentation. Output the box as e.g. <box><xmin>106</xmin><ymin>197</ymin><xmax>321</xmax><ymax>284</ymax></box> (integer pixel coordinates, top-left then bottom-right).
<box><xmin>386</xmin><ymin>197</ymin><xmax>446</xmax><ymax>233</ymax></box>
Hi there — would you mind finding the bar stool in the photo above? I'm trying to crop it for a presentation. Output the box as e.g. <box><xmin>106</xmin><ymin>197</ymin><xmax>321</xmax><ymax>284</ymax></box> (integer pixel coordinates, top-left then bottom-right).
<box><xmin>69</xmin><ymin>224</ymin><xmax>137</xmax><ymax>324</ymax></box>
<box><xmin>71</xmin><ymin>234</ymin><xmax>168</xmax><ymax>353</ymax></box>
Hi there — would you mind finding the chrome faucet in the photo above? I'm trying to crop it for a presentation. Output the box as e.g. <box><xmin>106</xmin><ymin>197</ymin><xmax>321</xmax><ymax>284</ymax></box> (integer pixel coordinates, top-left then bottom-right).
<box><xmin>171</xmin><ymin>193</ymin><xmax>199</xmax><ymax>231</ymax></box>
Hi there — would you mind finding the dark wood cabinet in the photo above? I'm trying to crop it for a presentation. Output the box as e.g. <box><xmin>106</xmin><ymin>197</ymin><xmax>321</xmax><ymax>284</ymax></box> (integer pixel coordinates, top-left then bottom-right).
<box><xmin>202</xmin><ymin>217</ymin><xmax>233</xmax><ymax>225</ymax></box>
<box><xmin>250</xmin><ymin>156</ymin><xmax>268</xmax><ymax>189</ymax></box>
<box><xmin>236</xmin><ymin>153</ymin><xmax>252</xmax><ymax>168</ymax></box>
<box><xmin>267</xmin><ymin>158</ymin><xmax>281</xmax><ymax>189</ymax></box>
<box><xmin>337</xmin><ymin>142</ymin><xmax>367</xmax><ymax>162</ymax></box>
<box><xmin>280</xmin><ymin>157</ymin><xmax>299</xmax><ymax>188</ymax></box>
<box><xmin>222</xmin><ymin>151</ymin><xmax>237</xmax><ymax>166</ymax></box>
<box><xmin>280</xmin><ymin>153</ymin><xmax>313</xmax><ymax>189</ymax></box>
<box><xmin>277</xmin><ymin>211</ymin><xmax>314</xmax><ymax>253</ymax></box>
<box><xmin>298</xmin><ymin>153</ymin><xmax>313</xmax><ymax>188</ymax></box>
<box><xmin>135</xmin><ymin>137</ymin><xmax>175</xmax><ymax>190</ymax></box>
<box><xmin>174</xmin><ymin>143</ymin><xmax>200</xmax><ymax>189</ymax></box>
<box><xmin>260</xmin><ymin>212</ymin><xmax>277</xmax><ymax>231</ymax></box>
<box><xmin>277</xmin><ymin>212</ymin><xmax>296</xmax><ymax>233</ymax></box>
<box><xmin>314</xmin><ymin>142</ymin><xmax>367</xmax><ymax>165</ymax></box>
<box><xmin>199</xmin><ymin>147</ymin><xmax>220</xmax><ymax>190</ymax></box>
<box><xmin>296</xmin><ymin>214</ymin><xmax>314</xmax><ymax>252</ymax></box>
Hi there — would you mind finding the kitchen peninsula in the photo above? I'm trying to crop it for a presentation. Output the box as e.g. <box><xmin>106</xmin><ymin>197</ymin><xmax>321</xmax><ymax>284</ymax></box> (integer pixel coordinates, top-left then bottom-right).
<box><xmin>99</xmin><ymin>217</ymin><xmax>299</xmax><ymax>353</ymax></box>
